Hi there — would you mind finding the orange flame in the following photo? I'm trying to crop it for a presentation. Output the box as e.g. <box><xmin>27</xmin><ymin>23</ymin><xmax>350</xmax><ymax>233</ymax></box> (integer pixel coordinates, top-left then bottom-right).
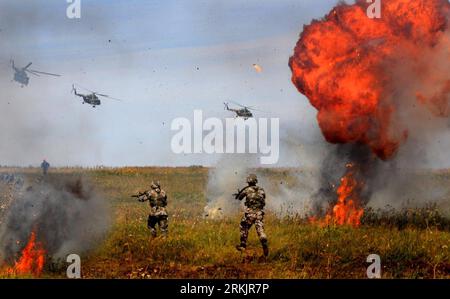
<box><xmin>310</xmin><ymin>167</ymin><xmax>364</xmax><ymax>227</ymax></box>
<box><xmin>330</xmin><ymin>172</ymin><xmax>364</xmax><ymax>226</ymax></box>
<box><xmin>5</xmin><ymin>231</ymin><xmax>46</xmax><ymax>277</ymax></box>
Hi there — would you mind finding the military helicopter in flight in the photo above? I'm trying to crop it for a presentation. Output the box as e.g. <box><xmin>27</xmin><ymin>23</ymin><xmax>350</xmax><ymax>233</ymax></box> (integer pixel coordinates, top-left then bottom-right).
<box><xmin>10</xmin><ymin>60</ymin><xmax>60</xmax><ymax>87</ymax></box>
<box><xmin>71</xmin><ymin>84</ymin><xmax>122</xmax><ymax>108</ymax></box>
<box><xmin>224</xmin><ymin>101</ymin><xmax>264</xmax><ymax>119</ymax></box>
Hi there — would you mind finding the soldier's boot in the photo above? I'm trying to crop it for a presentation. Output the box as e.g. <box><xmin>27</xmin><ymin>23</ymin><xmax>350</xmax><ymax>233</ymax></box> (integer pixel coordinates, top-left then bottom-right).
<box><xmin>236</xmin><ymin>234</ymin><xmax>248</xmax><ymax>252</ymax></box>
<box><xmin>148</xmin><ymin>216</ymin><xmax>158</xmax><ymax>238</ymax></box>
<box><xmin>261</xmin><ymin>239</ymin><xmax>269</xmax><ymax>257</ymax></box>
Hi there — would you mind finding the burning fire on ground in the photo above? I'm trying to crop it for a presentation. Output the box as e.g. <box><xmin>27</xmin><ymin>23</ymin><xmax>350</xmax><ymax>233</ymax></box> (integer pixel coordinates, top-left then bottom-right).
<box><xmin>290</xmin><ymin>0</ymin><xmax>450</xmax><ymax>226</ymax></box>
<box><xmin>310</xmin><ymin>164</ymin><xmax>365</xmax><ymax>227</ymax></box>
<box><xmin>2</xmin><ymin>231</ymin><xmax>46</xmax><ymax>277</ymax></box>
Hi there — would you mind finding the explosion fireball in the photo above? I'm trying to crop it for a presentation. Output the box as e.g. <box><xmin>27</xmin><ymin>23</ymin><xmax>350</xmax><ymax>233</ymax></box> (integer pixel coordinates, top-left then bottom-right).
<box><xmin>290</xmin><ymin>0</ymin><xmax>450</xmax><ymax>225</ymax></box>
<box><xmin>289</xmin><ymin>0</ymin><xmax>449</xmax><ymax>159</ymax></box>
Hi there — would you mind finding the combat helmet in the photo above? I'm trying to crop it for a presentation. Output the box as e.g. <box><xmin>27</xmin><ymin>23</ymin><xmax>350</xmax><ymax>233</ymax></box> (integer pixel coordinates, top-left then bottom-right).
<box><xmin>246</xmin><ymin>174</ymin><xmax>258</xmax><ymax>185</ymax></box>
<box><xmin>151</xmin><ymin>181</ymin><xmax>161</xmax><ymax>190</ymax></box>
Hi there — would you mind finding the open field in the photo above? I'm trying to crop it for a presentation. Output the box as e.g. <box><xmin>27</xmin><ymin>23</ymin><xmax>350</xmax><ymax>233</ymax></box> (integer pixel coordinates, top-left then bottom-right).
<box><xmin>1</xmin><ymin>167</ymin><xmax>449</xmax><ymax>278</ymax></box>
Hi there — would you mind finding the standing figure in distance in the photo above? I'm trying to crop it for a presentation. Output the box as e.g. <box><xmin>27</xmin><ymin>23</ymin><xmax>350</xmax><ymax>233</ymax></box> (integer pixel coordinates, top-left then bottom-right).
<box><xmin>41</xmin><ymin>159</ymin><xmax>50</xmax><ymax>175</ymax></box>
<box><xmin>234</xmin><ymin>174</ymin><xmax>269</xmax><ymax>257</ymax></box>
<box><xmin>136</xmin><ymin>181</ymin><xmax>168</xmax><ymax>238</ymax></box>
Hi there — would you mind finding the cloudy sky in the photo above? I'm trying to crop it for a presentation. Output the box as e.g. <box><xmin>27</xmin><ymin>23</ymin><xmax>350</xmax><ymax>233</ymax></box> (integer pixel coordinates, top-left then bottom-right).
<box><xmin>0</xmin><ymin>0</ymin><xmax>341</xmax><ymax>167</ymax></box>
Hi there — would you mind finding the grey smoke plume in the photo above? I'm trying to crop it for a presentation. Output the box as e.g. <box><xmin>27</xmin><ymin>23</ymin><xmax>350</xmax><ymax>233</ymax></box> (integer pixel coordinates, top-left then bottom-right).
<box><xmin>204</xmin><ymin>151</ymin><xmax>319</xmax><ymax>219</ymax></box>
<box><xmin>0</xmin><ymin>175</ymin><xmax>111</xmax><ymax>264</ymax></box>
<box><xmin>204</xmin><ymin>155</ymin><xmax>258</xmax><ymax>218</ymax></box>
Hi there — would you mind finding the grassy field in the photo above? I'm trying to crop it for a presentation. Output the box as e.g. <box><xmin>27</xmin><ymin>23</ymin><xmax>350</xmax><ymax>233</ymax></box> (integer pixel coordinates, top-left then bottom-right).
<box><xmin>1</xmin><ymin>167</ymin><xmax>450</xmax><ymax>278</ymax></box>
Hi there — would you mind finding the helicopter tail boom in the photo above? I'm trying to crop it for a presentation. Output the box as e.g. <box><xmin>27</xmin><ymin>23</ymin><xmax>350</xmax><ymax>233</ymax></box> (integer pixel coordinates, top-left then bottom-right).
<box><xmin>10</xmin><ymin>59</ymin><xmax>18</xmax><ymax>71</ymax></box>
<box><xmin>71</xmin><ymin>85</ymin><xmax>80</xmax><ymax>96</ymax></box>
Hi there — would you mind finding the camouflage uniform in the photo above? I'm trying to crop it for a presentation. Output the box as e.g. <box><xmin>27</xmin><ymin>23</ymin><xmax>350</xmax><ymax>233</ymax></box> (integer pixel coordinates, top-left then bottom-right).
<box><xmin>139</xmin><ymin>182</ymin><xmax>168</xmax><ymax>237</ymax></box>
<box><xmin>235</xmin><ymin>174</ymin><xmax>269</xmax><ymax>257</ymax></box>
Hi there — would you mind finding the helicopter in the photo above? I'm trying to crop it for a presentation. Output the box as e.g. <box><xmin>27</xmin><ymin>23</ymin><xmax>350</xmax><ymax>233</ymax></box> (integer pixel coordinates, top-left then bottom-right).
<box><xmin>224</xmin><ymin>101</ymin><xmax>263</xmax><ymax>120</ymax></box>
<box><xmin>71</xmin><ymin>84</ymin><xmax>122</xmax><ymax>108</ymax></box>
<box><xmin>10</xmin><ymin>60</ymin><xmax>60</xmax><ymax>87</ymax></box>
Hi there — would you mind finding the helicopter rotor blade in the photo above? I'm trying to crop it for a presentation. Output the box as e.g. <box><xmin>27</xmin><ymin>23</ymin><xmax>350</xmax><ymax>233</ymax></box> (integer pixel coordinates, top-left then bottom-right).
<box><xmin>27</xmin><ymin>69</ymin><xmax>60</xmax><ymax>77</ymax></box>
<box><xmin>229</xmin><ymin>101</ymin><xmax>267</xmax><ymax>113</ymax></box>
<box><xmin>73</xmin><ymin>84</ymin><xmax>122</xmax><ymax>101</ymax></box>
<box><xmin>95</xmin><ymin>93</ymin><xmax>123</xmax><ymax>101</ymax></box>
<box><xmin>73</xmin><ymin>83</ymin><xmax>96</xmax><ymax>94</ymax></box>
<box><xmin>229</xmin><ymin>100</ymin><xmax>248</xmax><ymax>108</ymax></box>
<box><xmin>23</xmin><ymin>62</ymin><xmax>32</xmax><ymax>70</ymax></box>
<box><xmin>94</xmin><ymin>93</ymin><xmax>108</xmax><ymax>97</ymax></box>
<box><xmin>247</xmin><ymin>107</ymin><xmax>267</xmax><ymax>113</ymax></box>
<box><xmin>26</xmin><ymin>70</ymin><xmax>40</xmax><ymax>77</ymax></box>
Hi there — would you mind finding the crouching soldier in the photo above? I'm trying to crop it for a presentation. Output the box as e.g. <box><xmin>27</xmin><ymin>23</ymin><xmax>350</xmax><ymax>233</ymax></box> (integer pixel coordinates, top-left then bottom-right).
<box><xmin>135</xmin><ymin>181</ymin><xmax>168</xmax><ymax>237</ymax></box>
<box><xmin>234</xmin><ymin>174</ymin><xmax>269</xmax><ymax>257</ymax></box>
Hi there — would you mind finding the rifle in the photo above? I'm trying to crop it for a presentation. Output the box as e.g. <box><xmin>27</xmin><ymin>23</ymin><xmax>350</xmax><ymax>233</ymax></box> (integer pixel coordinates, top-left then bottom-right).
<box><xmin>233</xmin><ymin>186</ymin><xmax>251</xmax><ymax>200</ymax></box>
<box><xmin>131</xmin><ymin>191</ymin><xmax>147</xmax><ymax>201</ymax></box>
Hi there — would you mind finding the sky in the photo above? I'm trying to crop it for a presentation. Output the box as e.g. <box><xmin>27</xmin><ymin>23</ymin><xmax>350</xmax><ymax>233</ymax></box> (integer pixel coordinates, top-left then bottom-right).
<box><xmin>0</xmin><ymin>0</ymin><xmax>341</xmax><ymax>167</ymax></box>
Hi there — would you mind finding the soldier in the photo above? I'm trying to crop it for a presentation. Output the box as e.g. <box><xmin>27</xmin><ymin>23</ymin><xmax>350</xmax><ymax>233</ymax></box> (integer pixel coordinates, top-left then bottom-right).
<box><xmin>234</xmin><ymin>174</ymin><xmax>269</xmax><ymax>257</ymax></box>
<box><xmin>136</xmin><ymin>181</ymin><xmax>168</xmax><ymax>237</ymax></box>
<box><xmin>41</xmin><ymin>159</ymin><xmax>50</xmax><ymax>175</ymax></box>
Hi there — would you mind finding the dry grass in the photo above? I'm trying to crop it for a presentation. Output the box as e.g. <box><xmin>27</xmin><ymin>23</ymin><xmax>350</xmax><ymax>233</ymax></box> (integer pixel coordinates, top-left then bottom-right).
<box><xmin>1</xmin><ymin>167</ymin><xmax>449</xmax><ymax>278</ymax></box>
